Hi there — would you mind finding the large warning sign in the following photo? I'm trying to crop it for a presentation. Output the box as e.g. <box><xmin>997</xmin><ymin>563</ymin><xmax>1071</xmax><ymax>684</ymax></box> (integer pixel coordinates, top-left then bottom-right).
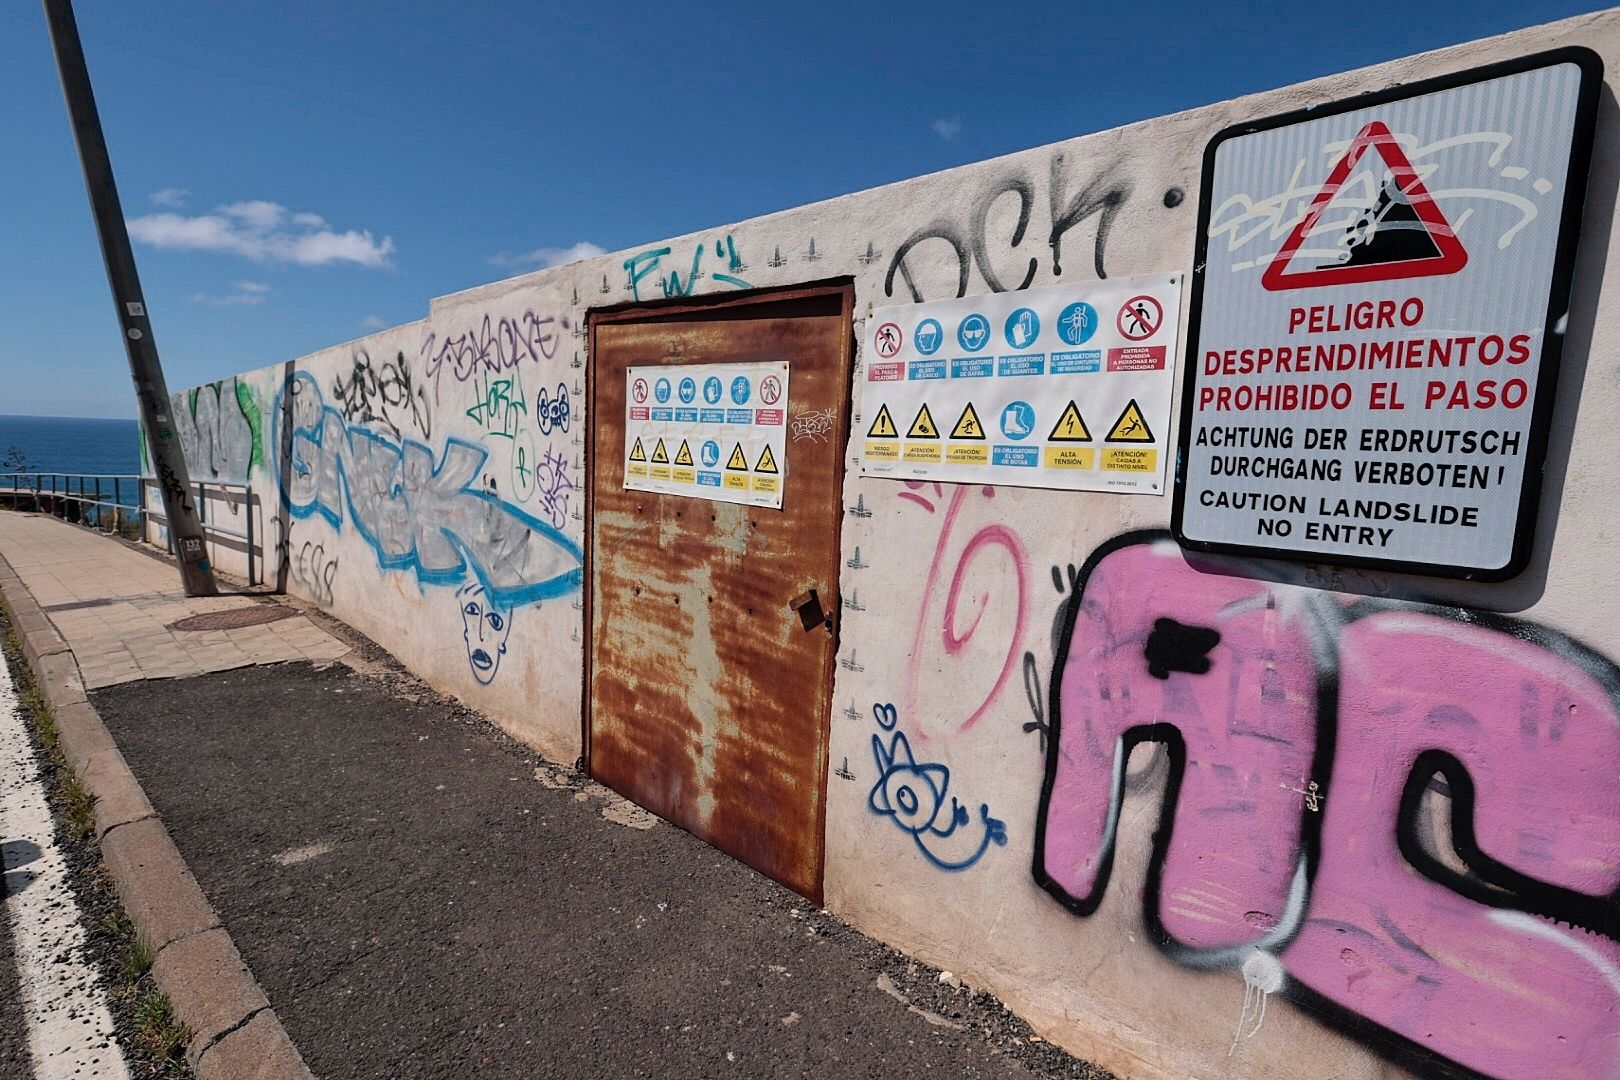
<box><xmin>859</xmin><ymin>275</ymin><xmax>1182</xmax><ymax>493</ymax></box>
<box><xmin>1174</xmin><ymin>50</ymin><xmax>1600</xmax><ymax>580</ymax></box>
<box><xmin>624</xmin><ymin>361</ymin><xmax>790</xmax><ymax>509</ymax></box>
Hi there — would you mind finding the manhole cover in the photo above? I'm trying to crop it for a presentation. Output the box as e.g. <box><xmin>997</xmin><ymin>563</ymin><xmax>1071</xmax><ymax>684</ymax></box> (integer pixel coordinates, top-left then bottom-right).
<box><xmin>167</xmin><ymin>606</ymin><xmax>298</xmax><ymax>632</ymax></box>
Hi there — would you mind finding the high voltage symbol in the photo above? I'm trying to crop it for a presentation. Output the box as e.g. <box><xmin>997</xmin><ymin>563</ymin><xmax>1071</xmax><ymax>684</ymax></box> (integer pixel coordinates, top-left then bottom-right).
<box><xmin>1049</xmin><ymin>401</ymin><xmax>1092</xmax><ymax>442</ymax></box>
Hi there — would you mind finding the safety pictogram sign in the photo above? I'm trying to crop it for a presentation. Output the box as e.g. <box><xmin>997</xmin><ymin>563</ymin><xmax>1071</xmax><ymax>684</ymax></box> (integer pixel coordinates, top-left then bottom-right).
<box><xmin>950</xmin><ymin>403</ymin><xmax>985</xmax><ymax>440</ymax></box>
<box><xmin>874</xmin><ymin>322</ymin><xmax>903</xmax><ymax>358</ymax></box>
<box><xmin>858</xmin><ymin>274</ymin><xmax>1182</xmax><ymax>494</ymax></box>
<box><xmin>907</xmin><ymin>404</ymin><xmax>940</xmax><ymax>439</ymax></box>
<box><xmin>1261</xmin><ymin>121</ymin><xmax>1468</xmax><ymax>291</ymax></box>
<box><xmin>867</xmin><ymin>404</ymin><xmax>899</xmax><ymax>438</ymax></box>
<box><xmin>1117</xmin><ymin>296</ymin><xmax>1162</xmax><ymax>341</ymax></box>
<box><xmin>624</xmin><ymin>361</ymin><xmax>790</xmax><ymax>510</ymax></box>
<box><xmin>1048</xmin><ymin>401</ymin><xmax>1092</xmax><ymax>442</ymax></box>
<box><xmin>1174</xmin><ymin>49</ymin><xmax>1601</xmax><ymax>580</ymax></box>
<box><xmin>1106</xmin><ymin>400</ymin><xmax>1154</xmax><ymax>443</ymax></box>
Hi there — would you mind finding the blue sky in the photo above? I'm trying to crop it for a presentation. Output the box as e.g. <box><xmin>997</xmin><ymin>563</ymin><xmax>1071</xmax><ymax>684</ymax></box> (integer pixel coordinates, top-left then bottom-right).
<box><xmin>2</xmin><ymin>0</ymin><xmax>1606</xmax><ymax>417</ymax></box>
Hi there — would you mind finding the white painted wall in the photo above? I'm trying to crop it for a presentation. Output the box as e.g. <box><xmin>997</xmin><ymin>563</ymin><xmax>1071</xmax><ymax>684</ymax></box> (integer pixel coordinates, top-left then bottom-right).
<box><xmin>171</xmin><ymin>11</ymin><xmax>1620</xmax><ymax>1077</ymax></box>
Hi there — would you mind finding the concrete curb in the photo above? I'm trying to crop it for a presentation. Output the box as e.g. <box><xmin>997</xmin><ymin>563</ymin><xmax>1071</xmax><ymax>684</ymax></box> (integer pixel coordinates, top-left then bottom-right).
<box><xmin>0</xmin><ymin>551</ymin><xmax>316</xmax><ymax>1080</ymax></box>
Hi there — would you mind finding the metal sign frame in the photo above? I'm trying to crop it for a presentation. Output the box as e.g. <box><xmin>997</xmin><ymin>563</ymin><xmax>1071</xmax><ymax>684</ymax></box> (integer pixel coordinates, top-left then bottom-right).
<box><xmin>1171</xmin><ymin>46</ymin><xmax>1602</xmax><ymax>581</ymax></box>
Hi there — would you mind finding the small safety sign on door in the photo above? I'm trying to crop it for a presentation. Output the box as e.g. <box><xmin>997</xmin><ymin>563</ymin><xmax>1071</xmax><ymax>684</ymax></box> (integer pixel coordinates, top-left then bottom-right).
<box><xmin>624</xmin><ymin>361</ymin><xmax>791</xmax><ymax>509</ymax></box>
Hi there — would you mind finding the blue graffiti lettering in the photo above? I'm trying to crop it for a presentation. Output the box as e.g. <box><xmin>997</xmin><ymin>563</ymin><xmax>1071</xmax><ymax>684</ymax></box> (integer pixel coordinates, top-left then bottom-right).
<box><xmin>278</xmin><ymin>372</ymin><xmax>581</xmax><ymax>608</ymax></box>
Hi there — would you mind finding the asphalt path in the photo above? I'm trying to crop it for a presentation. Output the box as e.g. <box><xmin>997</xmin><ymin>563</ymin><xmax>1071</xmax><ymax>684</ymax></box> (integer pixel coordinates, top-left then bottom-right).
<box><xmin>93</xmin><ymin>660</ymin><xmax>1107</xmax><ymax>1080</ymax></box>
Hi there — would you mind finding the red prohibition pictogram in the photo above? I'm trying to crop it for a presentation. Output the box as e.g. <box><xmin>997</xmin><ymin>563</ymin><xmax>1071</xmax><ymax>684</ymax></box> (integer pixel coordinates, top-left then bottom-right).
<box><xmin>1117</xmin><ymin>296</ymin><xmax>1163</xmax><ymax>341</ymax></box>
<box><xmin>631</xmin><ymin>378</ymin><xmax>649</xmax><ymax>403</ymax></box>
<box><xmin>760</xmin><ymin>375</ymin><xmax>782</xmax><ymax>404</ymax></box>
<box><xmin>874</xmin><ymin>322</ymin><xmax>903</xmax><ymax>358</ymax></box>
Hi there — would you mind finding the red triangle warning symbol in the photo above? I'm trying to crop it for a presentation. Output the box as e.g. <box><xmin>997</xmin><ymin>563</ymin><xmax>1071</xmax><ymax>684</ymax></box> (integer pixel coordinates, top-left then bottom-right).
<box><xmin>1261</xmin><ymin>121</ymin><xmax>1467</xmax><ymax>292</ymax></box>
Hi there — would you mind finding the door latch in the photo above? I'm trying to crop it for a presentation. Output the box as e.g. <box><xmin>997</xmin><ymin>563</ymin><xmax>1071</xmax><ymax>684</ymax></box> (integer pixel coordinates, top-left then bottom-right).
<box><xmin>789</xmin><ymin>588</ymin><xmax>832</xmax><ymax>634</ymax></box>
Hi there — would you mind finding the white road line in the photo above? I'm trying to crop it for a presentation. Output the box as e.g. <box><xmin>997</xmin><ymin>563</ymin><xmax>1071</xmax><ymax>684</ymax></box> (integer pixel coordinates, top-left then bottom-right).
<box><xmin>0</xmin><ymin>656</ymin><xmax>129</xmax><ymax>1080</ymax></box>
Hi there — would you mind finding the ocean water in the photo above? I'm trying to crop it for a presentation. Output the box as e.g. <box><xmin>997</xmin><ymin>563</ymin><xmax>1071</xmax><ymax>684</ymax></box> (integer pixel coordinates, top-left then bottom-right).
<box><xmin>0</xmin><ymin>414</ymin><xmax>141</xmax><ymax>491</ymax></box>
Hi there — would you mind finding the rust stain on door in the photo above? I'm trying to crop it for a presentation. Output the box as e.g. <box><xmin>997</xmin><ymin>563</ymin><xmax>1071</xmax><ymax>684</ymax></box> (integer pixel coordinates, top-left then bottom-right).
<box><xmin>588</xmin><ymin>286</ymin><xmax>852</xmax><ymax>902</ymax></box>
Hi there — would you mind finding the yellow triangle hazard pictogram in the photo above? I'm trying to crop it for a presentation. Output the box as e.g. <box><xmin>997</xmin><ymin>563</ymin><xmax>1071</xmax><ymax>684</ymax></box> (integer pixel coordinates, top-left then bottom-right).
<box><xmin>1048</xmin><ymin>400</ymin><xmax>1092</xmax><ymax>442</ymax></box>
<box><xmin>1105</xmin><ymin>399</ymin><xmax>1154</xmax><ymax>443</ymax></box>
<box><xmin>754</xmin><ymin>445</ymin><xmax>779</xmax><ymax>474</ymax></box>
<box><xmin>867</xmin><ymin>404</ymin><xmax>898</xmax><ymax>438</ymax></box>
<box><xmin>726</xmin><ymin>443</ymin><xmax>750</xmax><ymax>471</ymax></box>
<box><xmin>628</xmin><ymin>437</ymin><xmax>647</xmax><ymax>462</ymax></box>
<box><xmin>907</xmin><ymin>403</ymin><xmax>940</xmax><ymax>439</ymax></box>
<box><xmin>950</xmin><ymin>402</ymin><xmax>985</xmax><ymax>440</ymax></box>
<box><xmin>674</xmin><ymin>439</ymin><xmax>694</xmax><ymax>466</ymax></box>
<box><xmin>650</xmin><ymin>438</ymin><xmax>669</xmax><ymax>464</ymax></box>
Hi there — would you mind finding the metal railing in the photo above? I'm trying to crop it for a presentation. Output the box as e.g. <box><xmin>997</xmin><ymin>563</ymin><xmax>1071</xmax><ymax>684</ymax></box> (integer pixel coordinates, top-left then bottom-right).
<box><xmin>0</xmin><ymin>472</ymin><xmax>145</xmax><ymax>536</ymax></box>
<box><xmin>0</xmin><ymin>472</ymin><xmax>261</xmax><ymax>587</ymax></box>
<box><xmin>139</xmin><ymin>477</ymin><xmax>260</xmax><ymax>587</ymax></box>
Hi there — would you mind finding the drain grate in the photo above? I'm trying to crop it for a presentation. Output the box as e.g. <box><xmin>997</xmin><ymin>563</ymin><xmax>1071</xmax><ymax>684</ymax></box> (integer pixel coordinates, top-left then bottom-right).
<box><xmin>167</xmin><ymin>606</ymin><xmax>297</xmax><ymax>632</ymax></box>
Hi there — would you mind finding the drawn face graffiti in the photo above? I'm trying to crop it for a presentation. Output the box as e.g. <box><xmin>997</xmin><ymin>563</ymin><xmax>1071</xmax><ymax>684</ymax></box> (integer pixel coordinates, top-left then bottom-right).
<box><xmin>457</xmin><ymin>582</ymin><xmax>514</xmax><ymax>684</ymax></box>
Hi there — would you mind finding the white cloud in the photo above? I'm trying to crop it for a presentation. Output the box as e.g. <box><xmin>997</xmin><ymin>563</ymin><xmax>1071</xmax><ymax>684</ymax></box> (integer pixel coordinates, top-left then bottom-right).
<box><xmin>217</xmin><ymin>199</ymin><xmax>285</xmax><ymax>230</ymax></box>
<box><xmin>486</xmin><ymin>241</ymin><xmax>606</xmax><ymax>270</ymax></box>
<box><xmin>931</xmin><ymin>116</ymin><xmax>963</xmax><ymax>141</ymax></box>
<box><xmin>150</xmin><ymin>187</ymin><xmax>190</xmax><ymax>208</ymax></box>
<box><xmin>127</xmin><ymin>200</ymin><xmax>396</xmax><ymax>269</ymax></box>
<box><xmin>359</xmin><ymin>314</ymin><xmax>387</xmax><ymax>329</ymax></box>
<box><xmin>191</xmin><ymin>281</ymin><xmax>270</xmax><ymax>306</ymax></box>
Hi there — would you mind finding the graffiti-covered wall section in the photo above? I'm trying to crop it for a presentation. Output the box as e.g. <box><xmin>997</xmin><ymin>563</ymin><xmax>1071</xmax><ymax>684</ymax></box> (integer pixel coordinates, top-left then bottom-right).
<box><xmin>254</xmin><ymin>304</ymin><xmax>584</xmax><ymax>759</ymax></box>
<box><xmin>167</xmin><ymin>10</ymin><xmax>1620</xmax><ymax>1079</ymax></box>
<box><xmin>157</xmin><ymin>301</ymin><xmax>584</xmax><ymax>759</ymax></box>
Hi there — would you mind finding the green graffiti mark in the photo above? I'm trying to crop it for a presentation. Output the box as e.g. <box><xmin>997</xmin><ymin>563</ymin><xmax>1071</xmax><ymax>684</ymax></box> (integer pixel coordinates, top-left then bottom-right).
<box><xmin>235</xmin><ymin>379</ymin><xmax>263</xmax><ymax>470</ymax></box>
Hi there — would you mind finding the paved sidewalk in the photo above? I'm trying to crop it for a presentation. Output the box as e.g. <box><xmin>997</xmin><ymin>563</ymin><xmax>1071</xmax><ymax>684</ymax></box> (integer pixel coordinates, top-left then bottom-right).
<box><xmin>0</xmin><ymin>513</ymin><xmax>346</xmax><ymax>687</ymax></box>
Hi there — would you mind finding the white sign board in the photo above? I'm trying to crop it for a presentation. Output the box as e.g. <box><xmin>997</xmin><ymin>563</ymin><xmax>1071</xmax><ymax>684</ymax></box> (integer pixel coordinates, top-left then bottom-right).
<box><xmin>1175</xmin><ymin>49</ymin><xmax>1600</xmax><ymax>580</ymax></box>
<box><xmin>623</xmin><ymin>361</ymin><xmax>789</xmax><ymax>509</ymax></box>
<box><xmin>858</xmin><ymin>276</ymin><xmax>1182</xmax><ymax>493</ymax></box>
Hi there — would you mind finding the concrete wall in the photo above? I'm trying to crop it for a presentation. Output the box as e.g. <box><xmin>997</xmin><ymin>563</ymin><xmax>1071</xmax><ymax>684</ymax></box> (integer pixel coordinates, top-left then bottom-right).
<box><xmin>168</xmin><ymin>11</ymin><xmax>1620</xmax><ymax>1078</ymax></box>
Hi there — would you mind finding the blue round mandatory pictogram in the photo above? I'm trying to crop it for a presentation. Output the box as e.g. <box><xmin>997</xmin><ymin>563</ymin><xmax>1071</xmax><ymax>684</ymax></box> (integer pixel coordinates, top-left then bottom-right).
<box><xmin>914</xmin><ymin>318</ymin><xmax>944</xmax><ymax>355</ymax></box>
<box><xmin>1000</xmin><ymin>401</ymin><xmax>1036</xmax><ymax>441</ymax></box>
<box><xmin>1056</xmin><ymin>301</ymin><xmax>1098</xmax><ymax>346</ymax></box>
<box><xmin>703</xmin><ymin>376</ymin><xmax>723</xmax><ymax>404</ymax></box>
<box><xmin>700</xmin><ymin>440</ymin><xmax>720</xmax><ymax>467</ymax></box>
<box><xmin>654</xmin><ymin>377</ymin><xmax>672</xmax><ymax>403</ymax></box>
<box><xmin>957</xmin><ymin>313</ymin><xmax>991</xmax><ymax>352</ymax></box>
<box><xmin>678</xmin><ymin>376</ymin><xmax>697</xmax><ymax>403</ymax></box>
<box><xmin>1004</xmin><ymin>308</ymin><xmax>1040</xmax><ymax>349</ymax></box>
<box><xmin>730</xmin><ymin>376</ymin><xmax>751</xmax><ymax>405</ymax></box>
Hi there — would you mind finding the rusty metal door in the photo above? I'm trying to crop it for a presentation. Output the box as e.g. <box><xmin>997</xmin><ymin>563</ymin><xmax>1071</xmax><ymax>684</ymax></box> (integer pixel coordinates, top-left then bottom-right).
<box><xmin>586</xmin><ymin>285</ymin><xmax>852</xmax><ymax>902</ymax></box>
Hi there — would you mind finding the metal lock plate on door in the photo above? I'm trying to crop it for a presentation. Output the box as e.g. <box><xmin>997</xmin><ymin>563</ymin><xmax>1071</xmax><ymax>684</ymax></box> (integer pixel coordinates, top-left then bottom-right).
<box><xmin>789</xmin><ymin>588</ymin><xmax>832</xmax><ymax>633</ymax></box>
